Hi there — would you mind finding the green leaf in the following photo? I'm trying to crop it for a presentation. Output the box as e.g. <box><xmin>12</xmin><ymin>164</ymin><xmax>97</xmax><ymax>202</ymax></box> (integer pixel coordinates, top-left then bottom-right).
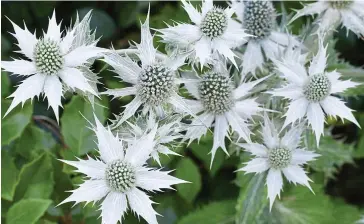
<box><xmin>235</xmin><ymin>173</ymin><xmax>268</xmax><ymax>224</ymax></box>
<box><xmin>14</xmin><ymin>125</ymin><xmax>57</xmax><ymax>159</ymax></box>
<box><xmin>118</xmin><ymin>1</ymin><xmax>139</xmax><ymax>28</ymax></box>
<box><xmin>14</xmin><ymin>153</ymin><xmax>54</xmax><ymax>201</ymax></box>
<box><xmin>1</xmin><ymin>100</ymin><xmax>33</xmax><ymax>146</ymax></box>
<box><xmin>77</xmin><ymin>8</ymin><xmax>116</xmax><ymax>39</ymax></box>
<box><xmin>354</xmin><ymin>115</ymin><xmax>364</xmax><ymax>158</ymax></box>
<box><xmin>61</xmin><ymin>96</ymin><xmax>108</xmax><ymax>158</ymax></box>
<box><xmin>1</xmin><ymin>71</ymin><xmax>10</xmax><ymax>97</ymax></box>
<box><xmin>6</xmin><ymin>199</ymin><xmax>52</xmax><ymax>224</ymax></box>
<box><xmin>175</xmin><ymin>158</ymin><xmax>201</xmax><ymax>203</ymax></box>
<box><xmin>1</xmin><ymin>150</ymin><xmax>19</xmax><ymax>201</ymax></box>
<box><xmin>177</xmin><ymin>200</ymin><xmax>235</xmax><ymax>224</ymax></box>
<box><xmin>305</xmin><ymin>132</ymin><xmax>354</xmax><ymax>180</ymax></box>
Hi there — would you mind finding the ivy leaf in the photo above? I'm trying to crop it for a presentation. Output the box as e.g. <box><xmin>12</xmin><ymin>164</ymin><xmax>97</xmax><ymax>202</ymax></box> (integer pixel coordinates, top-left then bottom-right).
<box><xmin>235</xmin><ymin>173</ymin><xmax>268</xmax><ymax>224</ymax></box>
<box><xmin>60</xmin><ymin>96</ymin><xmax>108</xmax><ymax>159</ymax></box>
<box><xmin>13</xmin><ymin>153</ymin><xmax>54</xmax><ymax>201</ymax></box>
<box><xmin>305</xmin><ymin>132</ymin><xmax>354</xmax><ymax>180</ymax></box>
<box><xmin>6</xmin><ymin>199</ymin><xmax>52</xmax><ymax>224</ymax></box>
<box><xmin>1</xmin><ymin>150</ymin><xmax>19</xmax><ymax>201</ymax></box>
<box><xmin>14</xmin><ymin>125</ymin><xmax>57</xmax><ymax>159</ymax></box>
<box><xmin>175</xmin><ymin>158</ymin><xmax>201</xmax><ymax>203</ymax></box>
<box><xmin>1</xmin><ymin>100</ymin><xmax>33</xmax><ymax>146</ymax></box>
<box><xmin>177</xmin><ymin>200</ymin><xmax>235</xmax><ymax>224</ymax></box>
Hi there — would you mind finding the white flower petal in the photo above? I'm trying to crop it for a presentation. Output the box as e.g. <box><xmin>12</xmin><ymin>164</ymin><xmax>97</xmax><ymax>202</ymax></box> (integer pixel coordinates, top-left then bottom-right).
<box><xmin>1</xmin><ymin>59</ymin><xmax>37</xmax><ymax>76</ymax></box>
<box><xmin>45</xmin><ymin>11</ymin><xmax>62</xmax><ymax>42</ymax></box>
<box><xmin>273</xmin><ymin>59</ymin><xmax>307</xmax><ymax>86</ymax></box>
<box><xmin>58</xmin><ymin>67</ymin><xmax>97</xmax><ymax>95</ymax></box>
<box><xmin>201</xmin><ymin>0</ymin><xmax>213</xmax><ymax>16</ymax></box>
<box><xmin>103</xmin><ymin>52</ymin><xmax>140</xmax><ymax>85</ymax></box>
<box><xmin>291</xmin><ymin>149</ymin><xmax>320</xmax><ymax>165</ymax></box>
<box><xmin>235</xmin><ymin>98</ymin><xmax>264</xmax><ymax>120</ymax></box>
<box><xmin>138</xmin><ymin>12</ymin><xmax>156</xmax><ymax>67</ymax></box>
<box><xmin>168</xmin><ymin>93</ymin><xmax>198</xmax><ymax>117</ymax></box>
<box><xmin>93</xmin><ymin>114</ymin><xmax>125</xmax><ymax>163</ymax></box>
<box><xmin>194</xmin><ymin>36</ymin><xmax>212</xmax><ymax>66</ymax></box>
<box><xmin>136</xmin><ymin>168</ymin><xmax>187</xmax><ymax>192</ymax></box>
<box><xmin>328</xmin><ymin>72</ymin><xmax>358</xmax><ymax>94</ymax></box>
<box><xmin>101</xmin><ymin>192</ymin><xmax>127</xmax><ymax>224</ymax></box>
<box><xmin>60</xmin><ymin>156</ymin><xmax>106</xmax><ymax>179</ymax></box>
<box><xmin>125</xmin><ymin>127</ymin><xmax>157</xmax><ymax>167</ymax></box>
<box><xmin>283</xmin><ymin>97</ymin><xmax>309</xmax><ymax>128</ymax></box>
<box><xmin>7</xmin><ymin>19</ymin><xmax>37</xmax><ymax>59</ymax></box>
<box><xmin>281</xmin><ymin>126</ymin><xmax>303</xmax><ymax>150</ymax></box>
<box><xmin>290</xmin><ymin>2</ymin><xmax>328</xmax><ymax>23</ymax></box>
<box><xmin>340</xmin><ymin>10</ymin><xmax>364</xmax><ymax>36</ymax></box>
<box><xmin>320</xmin><ymin>96</ymin><xmax>359</xmax><ymax>126</ymax></box>
<box><xmin>242</xmin><ymin>41</ymin><xmax>264</xmax><ymax>76</ymax></box>
<box><xmin>115</xmin><ymin>97</ymin><xmax>143</xmax><ymax>126</ymax></box>
<box><xmin>237</xmin><ymin>143</ymin><xmax>268</xmax><ymax>157</ymax></box>
<box><xmin>181</xmin><ymin>99</ymin><xmax>204</xmax><ymax>114</ymax></box>
<box><xmin>103</xmin><ymin>87</ymin><xmax>137</xmax><ymax>99</ymax></box>
<box><xmin>181</xmin><ymin>0</ymin><xmax>202</xmax><ymax>25</ymax></box>
<box><xmin>267</xmin><ymin>169</ymin><xmax>283</xmax><ymax>211</ymax></box>
<box><xmin>59</xmin><ymin>179</ymin><xmax>109</xmax><ymax>206</ymax></box>
<box><xmin>210</xmin><ymin>115</ymin><xmax>229</xmax><ymax>166</ymax></box>
<box><xmin>4</xmin><ymin>74</ymin><xmax>46</xmax><ymax>117</ymax></box>
<box><xmin>306</xmin><ymin>102</ymin><xmax>325</xmax><ymax>145</ymax></box>
<box><xmin>318</xmin><ymin>9</ymin><xmax>341</xmax><ymax>34</ymax></box>
<box><xmin>225</xmin><ymin>110</ymin><xmax>251</xmax><ymax>143</ymax></box>
<box><xmin>156</xmin><ymin>145</ymin><xmax>181</xmax><ymax>156</ymax></box>
<box><xmin>65</xmin><ymin>46</ymin><xmax>105</xmax><ymax>68</ymax></box>
<box><xmin>261</xmin><ymin>38</ymin><xmax>282</xmax><ymax>61</ymax></box>
<box><xmin>221</xmin><ymin>20</ymin><xmax>248</xmax><ymax>48</ymax></box>
<box><xmin>269</xmin><ymin>31</ymin><xmax>301</xmax><ymax>48</ymax></box>
<box><xmin>309</xmin><ymin>41</ymin><xmax>327</xmax><ymax>76</ymax></box>
<box><xmin>234</xmin><ymin>75</ymin><xmax>269</xmax><ymax>99</ymax></box>
<box><xmin>158</xmin><ymin>24</ymin><xmax>201</xmax><ymax>46</ymax></box>
<box><xmin>127</xmin><ymin>188</ymin><xmax>158</xmax><ymax>224</ymax></box>
<box><xmin>262</xmin><ymin>115</ymin><xmax>279</xmax><ymax>149</ymax></box>
<box><xmin>230</xmin><ymin>0</ymin><xmax>244</xmax><ymax>22</ymax></box>
<box><xmin>43</xmin><ymin>75</ymin><xmax>63</xmax><ymax>122</ymax></box>
<box><xmin>282</xmin><ymin>165</ymin><xmax>313</xmax><ymax>192</ymax></box>
<box><xmin>60</xmin><ymin>29</ymin><xmax>75</xmax><ymax>54</ymax></box>
<box><xmin>184</xmin><ymin>112</ymin><xmax>215</xmax><ymax>144</ymax></box>
<box><xmin>181</xmin><ymin>72</ymin><xmax>201</xmax><ymax>99</ymax></box>
<box><xmin>269</xmin><ymin>84</ymin><xmax>304</xmax><ymax>100</ymax></box>
<box><xmin>237</xmin><ymin>158</ymin><xmax>270</xmax><ymax>173</ymax></box>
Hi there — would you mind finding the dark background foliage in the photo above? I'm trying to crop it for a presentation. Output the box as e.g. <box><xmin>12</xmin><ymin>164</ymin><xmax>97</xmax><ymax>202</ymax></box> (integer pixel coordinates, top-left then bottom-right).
<box><xmin>1</xmin><ymin>1</ymin><xmax>364</xmax><ymax>224</ymax></box>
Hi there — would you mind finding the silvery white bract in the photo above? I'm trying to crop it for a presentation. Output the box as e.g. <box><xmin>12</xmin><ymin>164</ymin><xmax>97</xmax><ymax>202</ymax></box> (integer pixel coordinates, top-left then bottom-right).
<box><xmin>1</xmin><ymin>11</ymin><xmax>105</xmax><ymax>121</ymax></box>
<box><xmin>237</xmin><ymin>115</ymin><xmax>319</xmax><ymax>210</ymax></box>
<box><xmin>270</xmin><ymin>39</ymin><xmax>359</xmax><ymax>145</ymax></box>
<box><xmin>59</xmin><ymin>115</ymin><xmax>187</xmax><ymax>224</ymax></box>
<box><xmin>290</xmin><ymin>0</ymin><xmax>364</xmax><ymax>37</ymax></box>
<box><xmin>158</xmin><ymin>0</ymin><xmax>249</xmax><ymax>67</ymax></box>
<box><xmin>231</xmin><ymin>0</ymin><xmax>301</xmax><ymax>76</ymax></box>
<box><xmin>111</xmin><ymin>114</ymin><xmax>183</xmax><ymax>166</ymax></box>
<box><xmin>357</xmin><ymin>216</ymin><xmax>364</xmax><ymax>224</ymax></box>
<box><xmin>182</xmin><ymin>63</ymin><xmax>268</xmax><ymax>166</ymax></box>
<box><xmin>102</xmin><ymin>13</ymin><xmax>192</xmax><ymax>125</ymax></box>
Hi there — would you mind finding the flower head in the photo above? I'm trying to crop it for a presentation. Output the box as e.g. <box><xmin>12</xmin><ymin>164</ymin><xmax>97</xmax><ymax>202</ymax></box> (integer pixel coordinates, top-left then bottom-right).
<box><xmin>231</xmin><ymin>0</ymin><xmax>301</xmax><ymax>76</ymax></box>
<box><xmin>111</xmin><ymin>114</ymin><xmax>184</xmax><ymax>166</ymax></box>
<box><xmin>270</xmin><ymin>39</ymin><xmax>360</xmax><ymax>144</ymax></box>
<box><xmin>237</xmin><ymin>115</ymin><xmax>319</xmax><ymax>210</ymax></box>
<box><xmin>102</xmin><ymin>13</ymin><xmax>192</xmax><ymax>125</ymax></box>
<box><xmin>1</xmin><ymin>11</ymin><xmax>105</xmax><ymax>121</ymax></box>
<box><xmin>290</xmin><ymin>0</ymin><xmax>364</xmax><ymax>37</ymax></box>
<box><xmin>182</xmin><ymin>62</ymin><xmax>268</xmax><ymax>166</ymax></box>
<box><xmin>158</xmin><ymin>0</ymin><xmax>249</xmax><ymax>67</ymax></box>
<box><xmin>59</xmin><ymin>115</ymin><xmax>187</xmax><ymax>224</ymax></box>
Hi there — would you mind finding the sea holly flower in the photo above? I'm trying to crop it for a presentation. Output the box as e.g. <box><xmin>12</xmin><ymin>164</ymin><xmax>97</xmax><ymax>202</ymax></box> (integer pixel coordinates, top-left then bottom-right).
<box><xmin>102</xmin><ymin>13</ymin><xmax>192</xmax><ymax>125</ymax></box>
<box><xmin>59</xmin><ymin>115</ymin><xmax>187</xmax><ymax>224</ymax></box>
<box><xmin>158</xmin><ymin>0</ymin><xmax>249</xmax><ymax>67</ymax></box>
<box><xmin>1</xmin><ymin>11</ymin><xmax>105</xmax><ymax>121</ymax></box>
<box><xmin>230</xmin><ymin>0</ymin><xmax>301</xmax><ymax>76</ymax></box>
<box><xmin>110</xmin><ymin>114</ymin><xmax>184</xmax><ymax>166</ymax></box>
<box><xmin>237</xmin><ymin>115</ymin><xmax>319</xmax><ymax>210</ymax></box>
<box><xmin>270</xmin><ymin>39</ymin><xmax>360</xmax><ymax>144</ymax></box>
<box><xmin>290</xmin><ymin>0</ymin><xmax>364</xmax><ymax>37</ymax></box>
<box><xmin>182</xmin><ymin>63</ymin><xmax>268</xmax><ymax>165</ymax></box>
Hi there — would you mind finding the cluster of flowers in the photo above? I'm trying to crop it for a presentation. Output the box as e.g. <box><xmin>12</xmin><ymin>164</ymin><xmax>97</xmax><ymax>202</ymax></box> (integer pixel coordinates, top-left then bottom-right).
<box><xmin>2</xmin><ymin>1</ymin><xmax>363</xmax><ymax>223</ymax></box>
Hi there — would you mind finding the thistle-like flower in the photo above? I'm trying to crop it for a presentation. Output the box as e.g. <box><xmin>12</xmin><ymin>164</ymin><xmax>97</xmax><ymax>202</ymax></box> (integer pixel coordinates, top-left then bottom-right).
<box><xmin>1</xmin><ymin>11</ymin><xmax>105</xmax><ymax>121</ymax></box>
<box><xmin>158</xmin><ymin>0</ymin><xmax>249</xmax><ymax>67</ymax></box>
<box><xmin>111</xmin><ymin>114</ymin><xmax>183</xmax><ymax>166</ymax></box>
<box><xmin>59</xmin><ymin>115</ymin><xmax>187</xmax><ymax>224</ymax></box>
<box><xmin>230</xmin><ymin>0</ymin><xmax>301</xmax><ymax>76</ymax></box>
<box><xmin>102</xmin><ymin>13</ymin><xmax>191</xmax><ymax>125</ymax></box>
<box><xmin>270</xmin><ymin>39</ymin><xmax>359</xmax><ymax>144</ymax></box>
<box><xmin>237</xmin><ymin>115</ymin><xmax>319</xmax><ymax>210</ymax></box>
<box><xmin>183</xmin><ymin>63</ymin><xmax>267</xmax><ymax>165</ymax></box>
<box><xmin>290</xmin><ymin>0</ymin><xmax>364</xmax><ymax>37</ymax></box>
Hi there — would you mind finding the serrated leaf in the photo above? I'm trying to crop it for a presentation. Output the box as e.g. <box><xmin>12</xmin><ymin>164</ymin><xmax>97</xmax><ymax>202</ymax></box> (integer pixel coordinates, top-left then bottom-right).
<box><xmin>235</xmin><ymin>173</ymin><xmax>268</xmax><ymax>224</ymax></box>
<box><xmin>60</xmin><ymin>96</ymin><xmax>108</xmax><ymax>158</ymax></box>
<box><xmin>1</xmin><ymin>150</ymin><xmax>19</xmax><ymax>201</ymax></box>
<box><xmin>13</xmin><ymin>153</ymin><xmax>54</xmax><ymax>201</ymax></box>
<box><xmin>6</xmin><ymin>199</ymin><xmax>52</xmax><ymax>224</ymax></box>
<box><xmin>1</xmin><ymin>100</ymin><xmax>33</xmax><ymax>146</ymax></box>
<box><xmin>177</xmin><ymin>200</ymin><xmax>235</xmax><ymax>224</ymax></box>
<box><xmin>14</xmin><ymin>125</ymin><xmax>57</xmax><ymax>159</ymax></box>
<box><xmin>175</xmin><ymin>158</ymin><xmax>201</xmax><ymax>203</ymax></box>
